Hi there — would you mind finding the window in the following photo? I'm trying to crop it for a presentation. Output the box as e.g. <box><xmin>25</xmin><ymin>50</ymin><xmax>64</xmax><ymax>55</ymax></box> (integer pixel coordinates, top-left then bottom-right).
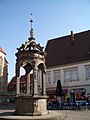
<box><xmin>64</xmin><ymin>67</ymin><xmax>78</xmax><ymax>81</ymax></box>
<box><xmin>24</xmin><ymin>83</ymin><xmax>26</xmax><ymax>87</ymax></box>
<box><xmin>46</xmin><ymin>71</ymin><xmax>51</xmax><ymax>84</ymax></box>
<box><xmin>65</xmin><ymin>71</ymin><xmax>71</xmax><ymax>80</ymax></box>
<box><xmin>53</xmin><ymin>70</ymin><xmax>60</xmax><ymax>84</ymax></box>
<box><xmin>21</xmin><ymin>84</ymin><xmax>23</xmax><ymax>87</ymax></box>
<box><xmin>72</xmin><ymin>70</ymin><xmax>78</xmax><ymax>80</ymax></box>
<box><xmin>85</xmin><ymin>66</ymin><xmax>90</xmax><ymax>80</ymax></box>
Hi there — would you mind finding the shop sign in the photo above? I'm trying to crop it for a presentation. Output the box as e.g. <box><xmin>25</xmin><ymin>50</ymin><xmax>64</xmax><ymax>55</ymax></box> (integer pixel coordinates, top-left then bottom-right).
<box><xmin>70</xmin><ymin>88</ymin><xmax>86</xmax><ymax>93</ymax></box>
<box><xmin>87</xmin><ymin>93</ymin><xmax>90</xmax><ymax>96</ymax></box>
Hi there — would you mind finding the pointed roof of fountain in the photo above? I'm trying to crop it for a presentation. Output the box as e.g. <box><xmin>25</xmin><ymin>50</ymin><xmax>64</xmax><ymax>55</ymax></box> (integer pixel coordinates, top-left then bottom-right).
<box><xmin>16</xmin><ymin>14</ymin><xmax>45</xmax><ymax>54</ymax></box>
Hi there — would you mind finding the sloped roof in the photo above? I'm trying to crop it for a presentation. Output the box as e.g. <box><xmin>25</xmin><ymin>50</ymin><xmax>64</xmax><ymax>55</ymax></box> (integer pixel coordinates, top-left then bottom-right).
<box><xmin>4</xmin><ymin>58</ymin><xmax>8</xmax><ymax>64</ymax></box>
<box><xmin>0</xmin><ymin>47</ymin><xmax>6</xmax><ymax>55</ymax></box>
<box><xmin>8</xmin><ymin>76</ymin><xmax>16</xmax><ymax>85</ymax></box>
<box><xmin>45</xmin><ymin>30</ymin><xmax>90</xmax><ymax>68</ymax></box>
<box><xmin>8</xmin><ymin>74</ymin><xmax>33</xmax><ymax>85</ymax></box>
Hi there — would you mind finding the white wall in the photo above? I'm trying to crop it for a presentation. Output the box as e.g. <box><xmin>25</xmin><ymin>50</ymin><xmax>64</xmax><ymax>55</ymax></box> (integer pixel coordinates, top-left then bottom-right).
<box><xmin>46</xmin><ymin>60</ymin><xmax>90</xmax><ymax>94</ymax></box>
<box><xmin>0</xmin><ymin>51</ymin><xmax>5</xmax><ymax>76</ymax></box>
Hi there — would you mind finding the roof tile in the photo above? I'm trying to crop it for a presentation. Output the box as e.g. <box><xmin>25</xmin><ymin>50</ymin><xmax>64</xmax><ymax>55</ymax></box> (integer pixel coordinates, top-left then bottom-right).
<box><xmin>45</xmin><ymin>30</ymin><xmax>90</xmax><ymax>67</ymax></box>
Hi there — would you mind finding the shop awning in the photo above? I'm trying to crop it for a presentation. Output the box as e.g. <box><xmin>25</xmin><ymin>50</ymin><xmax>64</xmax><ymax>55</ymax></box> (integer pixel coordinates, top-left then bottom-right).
<box><xmin>46</xmin><ymin>89</ymin><xmax>68</xmax><ymax>95</ymax></box>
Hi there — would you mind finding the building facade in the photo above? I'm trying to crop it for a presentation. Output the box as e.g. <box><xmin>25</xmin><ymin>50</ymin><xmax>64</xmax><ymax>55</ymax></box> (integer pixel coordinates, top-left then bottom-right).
<box><xmin>8</xmin><ymin>74</ymin><xmax>33</xmax><ymax>98</ymax></box>
<box><xmin>45</xmin><ymin>30</ymin><xmax>90</xmax><ymax>103</ymax></box>
<box><xmin>0</xmin><ymin>47</ymin><xmax>8</xmax><ymax>103</ymax></box>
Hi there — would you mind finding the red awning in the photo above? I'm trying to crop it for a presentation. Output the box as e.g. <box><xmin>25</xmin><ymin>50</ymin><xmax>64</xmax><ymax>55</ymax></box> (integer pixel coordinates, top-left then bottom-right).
<box><xmin>47</xmin><ymin>89</ymin><xmax>68</xmax><ymax>95</ymax></box>
<box><xmin>47</xmin><ymin>90</ymin><xmax>56</xmax><ymax>95</ymax></box>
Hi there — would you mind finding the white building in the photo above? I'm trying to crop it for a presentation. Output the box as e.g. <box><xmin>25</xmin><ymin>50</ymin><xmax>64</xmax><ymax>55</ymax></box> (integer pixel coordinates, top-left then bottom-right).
<box><xmin>0</xmin><ymin>47</ymin><xmax>8</xmax><ymax>103</ymax></box>
<box><xmin>45</xmin><ymin>30</ymin><xmax>90</xmax><ymax>102</ymax></box>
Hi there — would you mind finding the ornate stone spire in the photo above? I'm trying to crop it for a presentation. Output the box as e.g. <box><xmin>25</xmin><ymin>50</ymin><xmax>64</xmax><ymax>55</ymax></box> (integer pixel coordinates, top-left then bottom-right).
<box><xmin>30</xmin><ymin>13</ymin><xmax>34</xmax><ymax>38</ymax></box>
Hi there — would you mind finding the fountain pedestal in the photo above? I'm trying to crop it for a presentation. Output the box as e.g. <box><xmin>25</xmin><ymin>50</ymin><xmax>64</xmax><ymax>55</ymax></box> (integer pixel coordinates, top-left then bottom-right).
<box><xmin>15</xmin><ymin>96</ymin><xmax>48</xmax><ymax>116</ymax></box>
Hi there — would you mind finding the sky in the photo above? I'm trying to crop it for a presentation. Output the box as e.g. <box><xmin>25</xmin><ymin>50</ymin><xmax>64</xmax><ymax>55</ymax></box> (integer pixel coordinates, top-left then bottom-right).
<box><xmin>0</xmin><ymin>0</ymin><xmax>90</xmax><ymax>82</ymax></box>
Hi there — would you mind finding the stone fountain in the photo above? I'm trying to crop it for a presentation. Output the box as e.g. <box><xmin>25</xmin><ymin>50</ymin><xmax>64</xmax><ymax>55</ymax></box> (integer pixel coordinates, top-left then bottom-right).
<box><xmin>15</xmin><ymin>15</ymin><xmax>48</xmax><ymax>116</ymax></box>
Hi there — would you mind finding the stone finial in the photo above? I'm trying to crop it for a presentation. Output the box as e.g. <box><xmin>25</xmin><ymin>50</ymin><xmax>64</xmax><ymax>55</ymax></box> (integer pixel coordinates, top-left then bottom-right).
<box><xmin>30</xmin><ymin>13</ymin><xmax>34</xmax><ymax>38</ymax></box>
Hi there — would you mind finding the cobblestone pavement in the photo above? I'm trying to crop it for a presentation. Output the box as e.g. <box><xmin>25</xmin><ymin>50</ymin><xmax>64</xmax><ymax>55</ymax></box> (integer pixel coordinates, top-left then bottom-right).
<box><xmin>0</xmin><ymin>103</ymin><xmax>90</xmax><ymax>120</ymax></box>
<box><xmin>0</xmin><ymin>109</ymin><xmax>90</xmax><ymax>120</ymax></box>
<box><xmin>61</xmin><ymin>110</ymin><xmax>90</xmax><ymax>120</ymax></box>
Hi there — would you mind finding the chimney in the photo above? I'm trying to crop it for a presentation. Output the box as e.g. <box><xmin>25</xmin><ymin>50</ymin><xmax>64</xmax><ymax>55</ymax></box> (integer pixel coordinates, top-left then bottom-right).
<box><xmin>71</xmin><ymin>31</ymin><xmax>75</xmax><ymax>41</ymax></box>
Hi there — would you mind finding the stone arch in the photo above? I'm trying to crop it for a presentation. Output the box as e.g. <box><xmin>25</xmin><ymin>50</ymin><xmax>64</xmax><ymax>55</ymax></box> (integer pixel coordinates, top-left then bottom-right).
<box><xmin>38</xmin><ymin>63</ymin><xmax>46</xmax><ymax>73</ymax></box>
<box><xmin>18</xmin><ymin>60</ymin><xmax>33</xmax><ymax>74</ymax></box>
<box><xmin>38</xmin><ymin>63</ymin><xmax>46</xmax><ymax>95</ymax></box>
<box><xmin>16</xmin><ymin>60</ymin><xmax>34</xmax><ymax>96</ymax></box>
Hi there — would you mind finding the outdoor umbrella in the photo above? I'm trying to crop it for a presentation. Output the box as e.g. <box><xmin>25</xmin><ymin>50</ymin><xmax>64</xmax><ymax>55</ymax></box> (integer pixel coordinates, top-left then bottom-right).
<box><xmin>56</xmin><ymin>79</ymin><xmax>63</xmax><ymax>97</ymax></box>
<box><xmin>56</xmin><ymin>79</ymin><xmax>63</xmax><ymax>109</ymax></box>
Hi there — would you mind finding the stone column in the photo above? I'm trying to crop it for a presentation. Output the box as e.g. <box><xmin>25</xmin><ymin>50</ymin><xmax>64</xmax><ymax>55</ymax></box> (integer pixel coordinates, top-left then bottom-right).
<box><xmin>16</xmin><ymin>65</ymin><xmax>20</xmax><ymax>96</ymax></box>
<box><xmin>33</xmin><ymin>66</ymin><xmax>38</xmax><ymax>96</ymax></box>
<box><xmin>42</xmin><ymin>72</ymin><xmax>46</xmax><ymax>96</ymax></box>
<box><xmin>16</xmin><ymin>77</ymin><xmax>20</xmax><ymax>96</ymax></box>
<box><xmin>26</xmin><ymin>73</ymin><xmax>30</xmax><ymax>95</ymax></box>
